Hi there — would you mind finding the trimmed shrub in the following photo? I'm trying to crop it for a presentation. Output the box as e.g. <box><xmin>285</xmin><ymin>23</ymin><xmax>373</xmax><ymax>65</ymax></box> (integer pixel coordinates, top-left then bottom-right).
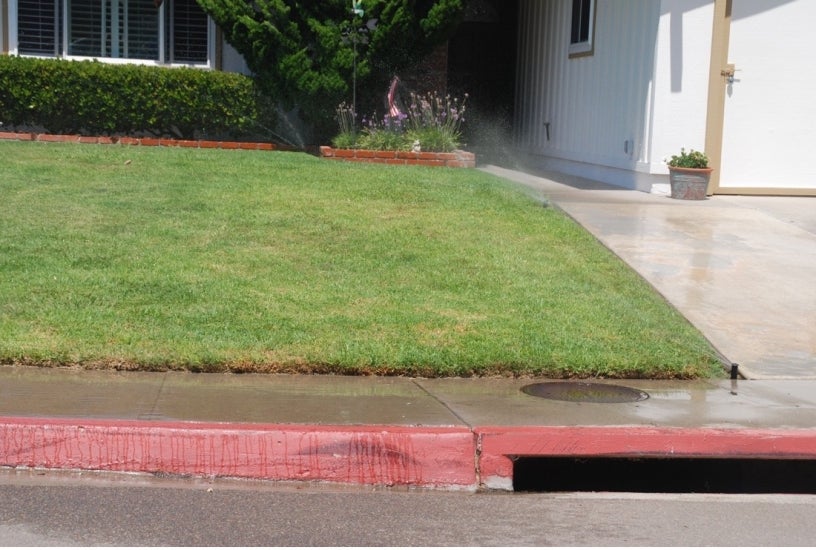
<box><xmin>0</xmin><ymin>56</ymin><xmax>272</xmax><ymax>139</ymax></box>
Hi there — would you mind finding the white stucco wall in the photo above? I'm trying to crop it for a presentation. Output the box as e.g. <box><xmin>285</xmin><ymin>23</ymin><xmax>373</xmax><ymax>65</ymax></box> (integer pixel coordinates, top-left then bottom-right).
<box><xmin>648</xmin><ymin>0</ymin><xmax>714</xmax><ymax>175</ymax></box>
<box><xmin>221</xmin><ymin>40</ymin><xmax>251</xmax><ymax>75</ymax></box>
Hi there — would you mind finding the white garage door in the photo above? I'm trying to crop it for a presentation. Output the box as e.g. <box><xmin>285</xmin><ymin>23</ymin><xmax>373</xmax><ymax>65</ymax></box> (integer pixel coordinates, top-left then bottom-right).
<box><xmin>719</xmin><ymin>0</ymin><xmax>816</xmax><ymax>193</ymax></box>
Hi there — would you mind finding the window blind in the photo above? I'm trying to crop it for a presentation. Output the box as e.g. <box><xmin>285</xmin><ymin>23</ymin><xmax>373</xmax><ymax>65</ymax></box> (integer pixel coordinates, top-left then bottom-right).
<box><xmin>17</xmin><ymin>0</ymin><xmax>60</xmax><ymax>55</ymax></box>
<box><xmin>15</xmin><ymin>0</ymin><xmax>209</xmax><ymax>65</ymax></box>
<box><xmin>169</xmin><ymin>0</ymin><xmax>207</xmax><ymax>63</ymax></box>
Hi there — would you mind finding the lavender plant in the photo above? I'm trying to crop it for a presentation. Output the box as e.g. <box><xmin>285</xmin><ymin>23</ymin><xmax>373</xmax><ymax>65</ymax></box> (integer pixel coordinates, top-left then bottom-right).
<box><xmin>405</xmin><ymin>91</ymin><xmax>467</xmax><ymax>152</ymax></box>
<box><xmin>356</xmin><ymin>112</ymin><xmax>410</xmax><ymax>150</ymax></box>
<box><xmin>331</xmin><ymin>102</ymin><xmax>358</xmax><ymax>149</ymax></box>
<box><xmin>330</xmin><ymin>90</ymin><xmax>468</xmax><ymax>152</ymax></box>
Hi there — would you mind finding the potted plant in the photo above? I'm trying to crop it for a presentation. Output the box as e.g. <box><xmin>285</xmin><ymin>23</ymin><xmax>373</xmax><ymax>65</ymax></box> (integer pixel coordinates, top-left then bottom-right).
<box><xmin>665</xmin><ymin>148</ymin><xmax>713</xmax><ymax>200</ymax></box>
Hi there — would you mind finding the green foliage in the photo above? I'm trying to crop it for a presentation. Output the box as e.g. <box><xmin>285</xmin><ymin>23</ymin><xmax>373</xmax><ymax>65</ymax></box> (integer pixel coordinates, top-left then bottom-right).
<box><xmin>357</xmin><ymin>122</ymin><xmax>412</xmax><ymax>151</ymax></box>
<box><xmin>332</xmin><ymin>90</ymin><xmax>467</xmax><ymax>152</ymax></box>
<box><xmin>0</xmin><ymin>56</ymin><xmax>269</xmax><ymax>139</ymax></box>
<box><xmin>194</xmin><ymin>0</ymin><xmax>465</xmax><ymax>141</ymax></box>
<box><xmin>404</xmin><ymin>90</ymin><xmax>467</xmax><ymax>151</ymax></box>
<box><xmin>406</xmin><ymin>127</ymin><xmax>457</xmax><ymax>152</ymax></box>
<box><xmin>331</xmin><ymin>131</ymin><xmax>358</xmax><ymax>149</ymax></box>
<box><xmin>667</xmin><ymin>148</ymin><xmax>709</xmax><ymax>169</ymax></box>
<box><xmin>331</xmin><ymin>102</ymin><xmax>359</xmax><ymax>148</ymax></box>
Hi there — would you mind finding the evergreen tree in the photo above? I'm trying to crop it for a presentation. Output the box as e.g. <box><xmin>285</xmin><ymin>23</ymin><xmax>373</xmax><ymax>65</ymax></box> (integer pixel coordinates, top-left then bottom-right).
<box><xmin>196</xmin><ymin>0</ymin><xmax>465</xmax><ymax>143</ymax></box>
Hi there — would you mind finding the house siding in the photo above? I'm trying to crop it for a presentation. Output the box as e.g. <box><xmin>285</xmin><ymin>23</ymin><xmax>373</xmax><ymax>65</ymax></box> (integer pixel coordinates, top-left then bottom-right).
<box><xmin>515</xmin><ymin>0</ymin><xmax>714</xmax><ymax>192</ymax></box>
<box><xmin>515</xmin><ymin>0</ymin><xmax>662</xmax><ymax>190</ymax></box>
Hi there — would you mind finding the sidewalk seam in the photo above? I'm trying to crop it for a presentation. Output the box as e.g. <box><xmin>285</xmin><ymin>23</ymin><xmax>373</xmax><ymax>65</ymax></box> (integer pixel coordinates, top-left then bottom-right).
<box><xmin>411</xmin><ymin>379</ymin><xmax>472</xmax><ymax>427</ymax></box>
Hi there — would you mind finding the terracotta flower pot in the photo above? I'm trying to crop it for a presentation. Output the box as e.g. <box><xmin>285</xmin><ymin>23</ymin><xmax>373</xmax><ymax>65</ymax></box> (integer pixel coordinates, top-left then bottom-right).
<box><xmin>668</xmin><ymin>166</ymin><xmax>713</xmax><ymax>200</ymax></box>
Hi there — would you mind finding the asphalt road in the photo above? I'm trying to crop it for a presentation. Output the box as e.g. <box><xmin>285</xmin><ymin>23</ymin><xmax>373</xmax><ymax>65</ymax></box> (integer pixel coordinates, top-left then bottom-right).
<box><xmin>1</xmin><ymin>469</ymin><xmax>814</xmax><ymax>546</ymax></box>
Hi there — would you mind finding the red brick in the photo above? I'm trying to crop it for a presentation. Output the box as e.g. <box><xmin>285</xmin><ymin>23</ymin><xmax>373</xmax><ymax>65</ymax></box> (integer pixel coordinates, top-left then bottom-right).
<box><xmin>257</xmin><ymin>143</ymin><xmax>275</xmax><ymax>151</ymax></box>
<box><xmin>198</xmin><ymin>140</ymin><xmax>219</xmax><ymax>149</ymax></box>
<box><xmin>219</xmin><ymin>141</ymin><xmax>241</xmax><ymax>150</ymax></box>
<box><xmin>98</xmin><ymin>136</ymin><xmax>116</xmax><ymax>145</ymax></box>
<box><xmin>409</xmin><ymin>159</ymin><xmax>445</xmax><ymax>167</ymax></box>
<box><xmin>396</xmin><ymin>151</ymin><xmax>420</xmax><ymax>160</ymax></box>
<box><xmin>0</xmin><ymin>132</ymin><xmax>34</xmax><ymax>141</ymax></box>
<box><xmin>333</xmin><ymin>149</ymin><xmax>355</xmax><ymax>158</ymax></box>
<box><xmin>386</xmin><ymin>159</ymin><xmax>407</xmax><ymax>165</ymax></box>
<box><xmin>445</xmin><ymin>160</ymin><xmax>475</xmax><ymax>168</ymax></box>
<box><xmin>38</xmin><ymin>134</ymin><xmax>78</xmax><ymax>143</ymax></box>
<box><xmin>375</xmin><ymin>150</ymin><xmax>397</xmax><ymax>159</ymax></box>
<box><xmin>118</xmin><ymin>137</ymin><xmax>140</xmax><ymax>146</ymax></box>
<box><xmin>140</xmin><ymin>138</ymin><xmax>161</xmax><ymax>147</ymax></box>
<box><xmin>354</xmin><ymin>149</ymin><xmax>376</xmax><ymax>158</ymax></box>
<box><xmin>78</xmin><ymin>136</ymin><xmax>99</xmax><ymax>144</ymax></box>
<box><xmin>435</xmin><ymin>152</ymin><xmax>458</xmax><ymax>161</ymax></box>
<box><xmin>159</xmin><ymin>138</ymin><xmax>180</xmax><ymax>147</ymax></box>
<box><xmin>400</xmin><ymin>42</ymin><xmax>449</xmax><ymax>97</ymax></box>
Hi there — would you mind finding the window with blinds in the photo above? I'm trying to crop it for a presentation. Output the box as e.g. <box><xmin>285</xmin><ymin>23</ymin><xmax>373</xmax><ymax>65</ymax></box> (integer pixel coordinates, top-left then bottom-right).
<box><xmin>67</xmin><ymin>0</ymin><xmax>103</xmax><ymax>57</ymax></box>
<box><xmin>128</xmin><ymin>0</ymin><xmax>160</xmax><ymax>60</ymax></box>
<box><xmin>15</xmin><ymin>0</ymin><xmax>209</xmax><ymax>65</ymax></box>
<box><xmin>169</xmin><ymin>0</ymin><xmax>207</xmax><ymax>63</ymax></box>
<box><xmin>17</xmin><ymin>0</ymin><xmax>60</xmax><ymax>55</ymax></box>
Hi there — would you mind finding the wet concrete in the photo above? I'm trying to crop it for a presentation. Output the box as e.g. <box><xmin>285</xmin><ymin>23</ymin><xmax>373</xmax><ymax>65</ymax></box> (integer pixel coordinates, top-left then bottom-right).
<box><xmin>3</xmin><ymin>366</ymin><xmax>816</xmax><ymax>490</ymax></box>
<box><xmin>0</xmin><ymin>367</ymin><xmax>462</xmax><ymax>426</ymax></box>
<box><xmin>3</xmin><ymin>366</ymin><xmax>816</xmax><ymax>431</ymax></box>
<box><xmin>482</xmin><ymin>166</ymin><xmax>816</xmax><ymax>380</ymax></box>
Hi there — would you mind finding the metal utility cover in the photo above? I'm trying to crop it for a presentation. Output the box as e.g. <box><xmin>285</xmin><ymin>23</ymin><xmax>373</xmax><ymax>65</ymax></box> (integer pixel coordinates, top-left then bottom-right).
<box><xmin>521</xmin><ymin>382</ymin><xmax>649</xmax><ymax>403</ymax></box>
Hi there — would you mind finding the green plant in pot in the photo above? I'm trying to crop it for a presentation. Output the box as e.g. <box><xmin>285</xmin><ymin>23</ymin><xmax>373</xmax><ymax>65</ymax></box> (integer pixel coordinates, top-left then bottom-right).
<box><xmin>665</xmin><ymin>148</ymin><xmax>713</xmax><ymax>200</ymax></box>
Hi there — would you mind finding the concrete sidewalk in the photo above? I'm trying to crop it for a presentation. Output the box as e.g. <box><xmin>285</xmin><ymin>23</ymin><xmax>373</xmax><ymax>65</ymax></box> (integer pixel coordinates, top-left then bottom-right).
<box><xmin>1</xmin><ymin>167</ymin><xmax>814</xmax><ymax>491</ymax></box>
<box><xmin>2</xmin><ymin>366</ymin><xmax>816</xmax><ymax>490</ymax></box>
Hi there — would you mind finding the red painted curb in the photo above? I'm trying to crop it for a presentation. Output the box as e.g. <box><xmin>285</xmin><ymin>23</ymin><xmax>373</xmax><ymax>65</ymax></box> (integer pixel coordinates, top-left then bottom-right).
<box><xmin>3</xmin><ymin>418</ymin><xmax>814</xmax><ymax>491</ymax></box>
<box><xmin>0</xmin><ymin>417</ymin><xmax>477</xmax><ymax>490</ymax></box>
<box><xmin>475</xmin><ymin>426</ymin><xmax>816</xmax><ymax>490</ymax></box>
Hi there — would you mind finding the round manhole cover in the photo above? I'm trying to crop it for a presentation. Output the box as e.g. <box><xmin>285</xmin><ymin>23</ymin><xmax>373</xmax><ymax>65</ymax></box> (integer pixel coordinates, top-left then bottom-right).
<box><xmin>521</xmin><ymin>382</ymin><xmax>649</xmax><ymax>403</ymax></box>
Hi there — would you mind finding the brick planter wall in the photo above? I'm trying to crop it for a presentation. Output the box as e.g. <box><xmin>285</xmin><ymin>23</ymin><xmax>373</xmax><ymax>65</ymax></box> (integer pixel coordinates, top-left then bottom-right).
<box><xmin>0</xmin><ymin>132</ymin><xmax>288</xmax><ymax>151</ymax></box>
<box><xmin>319</xmin><ymin>146</ymin><xmax>475</xmax><ymax>168</ymax></box>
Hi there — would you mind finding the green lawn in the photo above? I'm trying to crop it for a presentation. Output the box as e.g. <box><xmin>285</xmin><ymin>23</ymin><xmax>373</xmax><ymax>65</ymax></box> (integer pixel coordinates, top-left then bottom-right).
<box><xmin>0</xmin><ymin>141</ymin><xmax>723</xmax><ymax>378</ymax></box>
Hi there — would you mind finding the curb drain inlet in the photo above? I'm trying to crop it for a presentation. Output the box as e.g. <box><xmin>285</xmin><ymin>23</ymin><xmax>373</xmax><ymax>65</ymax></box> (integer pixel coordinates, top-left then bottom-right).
<box><xmin>513</xmin><ymin>457</ymin><xmax>816</xmax><ymax>493</ymax></box>
<box><xmin>521</xmin><ymin>382</ymin><xmax>649</xmax><ymax>403</ymax></box>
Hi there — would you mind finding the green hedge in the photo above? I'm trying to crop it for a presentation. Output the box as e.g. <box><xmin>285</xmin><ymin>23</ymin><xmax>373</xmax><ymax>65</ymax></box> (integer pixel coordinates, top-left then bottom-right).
<box><xmin>0</xmin><ymin>56</ymin><xmax>272</xmax><ymax>139</ymax></box>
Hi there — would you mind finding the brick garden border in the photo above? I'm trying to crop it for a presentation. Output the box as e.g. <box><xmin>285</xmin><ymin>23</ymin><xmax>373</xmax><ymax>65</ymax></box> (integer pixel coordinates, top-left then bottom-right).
<box><xmin>319</xmin><ymin>146</ymin><xmax>475</xmax><ymax>168</ymax></box>
<box><xmin>0</xmin><ymin>131</ymin><xmax>289</xmax><ymax>151</ymax></box>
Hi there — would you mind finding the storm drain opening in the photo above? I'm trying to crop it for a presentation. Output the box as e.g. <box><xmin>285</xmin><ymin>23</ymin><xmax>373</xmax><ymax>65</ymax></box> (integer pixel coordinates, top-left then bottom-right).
<box><xmin>513</xmin><ymin>456</ymin><xmax>816</xmax><ymax>494</ymax></box>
